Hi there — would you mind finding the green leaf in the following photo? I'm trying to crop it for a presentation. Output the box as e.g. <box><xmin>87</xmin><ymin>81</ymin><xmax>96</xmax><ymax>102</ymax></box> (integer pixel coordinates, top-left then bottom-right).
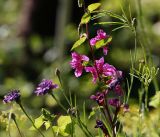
<box><xmin>42</xmin><ymin>108</ymin><xmax>56</xmax><ymax>121</ymax></box>
<box><xmin>44</xmin><ymin>121</ymin><xmax>51</xmax><ymax>130</ymax></box>
<box><xmin>94</xmin><ymin>22</ymin><xmax>125</xmax><ymax>25</ymax></box>
<box><xmin>30</xmin><ymin>116</ymin><xmax>44</xmax><ymax>130</ymax></box>
<box><xmin>35</xmin><ymin>116</ymin><xmax>44</xmax><ymax>128</ymax></box>
<box><xmin>149</xmin><ymin>92</ymin><xmax>160</xmax><ymax>108</ymax></box>
<box><xmin>95</xmin><ymin>36</ymin><xmax>112</xmax><ymax>49</ymax></box>
<box><xmin>71</xmin><ymin>35</ymin><xmax>87</xmax><ymax>51</ymax></box>
<box><xmin>53</xmin><ymin>116</ymin><xmax>72</xmax><ymax>136</ymax></box>
<box><xmin>80</xmin><ymin>12</ymin><xmax>91</xmax><ymax>24</ymax></box>
<box><xmin>88</xmin><ymin>3</ymin><xmax>101</xmax><ymax>12</ymax></box>
<box><xmin>88</xmin><ymin>111</ymin><xmax>95</xmax><ymax>119</ymax></box>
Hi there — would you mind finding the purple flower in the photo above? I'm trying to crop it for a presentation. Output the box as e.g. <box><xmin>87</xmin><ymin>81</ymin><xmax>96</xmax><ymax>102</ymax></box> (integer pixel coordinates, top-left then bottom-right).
<box><xmin>3</xmin><ymin>90</ymin><xmax>21</xmax><ymax>103</ymax></box>
<box><xmin>34</xmin><ymin>79</ymin><xmax>58</xmax><ymax>96</ymax></box>
<box><xmin>95</xmin><ymin>120</ymin><xmax>108</xmax><ymax>136</ymax></box>
<box><xmin>95</xmin><ymin>120</ymin><xmax>104</xmax><ymax>128</ymax></box>
<box><xmin>114</xmin><ymin>84</ymin><xmax>123</xmax><ymax>96</ymax></box>
<box><xmin>70</xmin><ymin>52</ymin><xmax>89</xmax><ymax>77</ymax></box>
<box><xmin>90</xmin><ymin>92</ymin><xmax>106</xmax><ymax>106</ymax></box>
<box><xmin>108</xmin><ymin>98</ymin><xmax>121</xmax><ymax>108</ymax></box>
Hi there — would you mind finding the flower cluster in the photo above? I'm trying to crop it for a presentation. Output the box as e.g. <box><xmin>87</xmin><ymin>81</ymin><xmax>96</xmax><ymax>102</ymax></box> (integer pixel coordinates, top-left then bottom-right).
<box><xmin>34</xmin><ymin>79</ymin><xmax>58</xmax><ymax>96</ymax></box>
<box><xmin>85</xmin><ymin>57</ymin><xmax>122</xmax><ymax>86</ymax></box>
<box><xmin>90</xmin><ymin>29</ymin><xmax>110</xmax><ymax>55</ymax></box>
<box><xmin>3</xmin><ymin>89</ymin><xmax>21</xmax><ymax>103</ymax></box>
<box><xmin>70</xmin><ymin>29</ymin><xmax>123</xmax><ymax>94</ymax></box>
<box><xmin>70</xmin><ymin>29</ymin><xmax>128</xmax><ymax>136</ymax></box>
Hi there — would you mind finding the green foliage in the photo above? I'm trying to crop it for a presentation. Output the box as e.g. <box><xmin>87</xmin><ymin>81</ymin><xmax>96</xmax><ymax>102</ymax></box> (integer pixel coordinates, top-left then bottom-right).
<box><xmin>119</xmin><ymin>105</ymin><xmax>160</xmax><ymax>137</ymax></box>
<box><xmin>81</xmin><ymin>12</ymin><xmax>91</xmax><ymax>24</ymax></box>
<box><xmin>52</xmin><ymin>116</ymin><xmax>72</xmax><ymax>136</ymax></box>
<box><xmin>88</xmin><ymin>3</ymin><xmax>101</xmax><ymax>12</ymax></box>
<box><xmin>95</xmin><ymin>36</ymin><xmax>112</xmax><ymax>49</ymax></box>
<box><xmin>132</xmin><ymin>63</ymin><xmax>159</xmax><ymax>87</ymax></box>
<box><xmin>149</xmin><ymin>92</ymin><xmax>160</xmax><ymax>108</ymax></box>
<box><xmin>71</xmin><ymin>34</ymin><xmax>87</xmax><ymax>51</ymax></box>
<box><xmin>30</xmin><ymin>108</ymin><xmax>56</xmax><ymax>130</ymax></box>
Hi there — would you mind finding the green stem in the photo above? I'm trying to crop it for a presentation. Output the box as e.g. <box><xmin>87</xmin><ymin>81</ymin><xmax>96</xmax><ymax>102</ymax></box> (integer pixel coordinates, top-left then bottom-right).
<box><xmin>18</xmin><ymin>103</ymin><xmax>45</xmax><ymax>137</ymax></box>
<box><xmin>13</xmin><ymin>118</ymin><xmax>23</xmax><ymax>137</ymax></box>
<box><xmin>49</xmin><ymin>93</ymin><xmax>67</xmax><ymax>112</ymax></box>
<box><xmin>104</xmin><ymin>99</ymin><xmax>115</xmax><ymax>137</ymax></box>
<box><xmin>144</xmin><ymin>86</ymin><xmax>149</xmax><ymax>111</ymax></box>
<box><xmin>77</xmin><ymin>115</ymin><xmax>93</xmax><ymax>137</ymax></box>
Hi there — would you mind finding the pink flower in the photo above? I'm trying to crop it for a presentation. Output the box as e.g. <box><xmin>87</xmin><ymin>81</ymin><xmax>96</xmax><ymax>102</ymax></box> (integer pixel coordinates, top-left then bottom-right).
<box><xmin>96</xmin><ymin>29</ymin><xmax>107</xmax><ymax>40</ymax></box>
<box><xmin>89</xmin><ymin>29</ymin><xmax>109</xmax><ymax>55</ymax></box>
<box><xmin>103</xmin><ymin>47</ymin><xmax>108</xmax><ymax>55</ymax></box>
<box><xmin>95</xmin><ymin>57</ymin><xmax>104</xmax><ymax>73</ymax></box>
<box><xmin>85</xmin><ymin>57</ymin><xmax>123</xmax><ymax>88</ymax></box>
<box><xmin>90</xmin><ymin>38</ymin><xmax>97</xmax><ymax>46</ymax></box>
<box><xmin>85</xmin><ymin>57</ymin><xmax>104</xmax><ymax>83</ymax></box>
<box><xmin>70</xmin><ymin>52</ymin><xmax>89</xmax><ymax>77</ymax></box>
<box><xmin>103</xmin><ymin>64</ymin><xmax>123</xmax><ymax>88</ymax></box>
<box><xmin>85</xmin><ymin>66</ymin><xmax>98</xmax><ymax>83</ymax></box>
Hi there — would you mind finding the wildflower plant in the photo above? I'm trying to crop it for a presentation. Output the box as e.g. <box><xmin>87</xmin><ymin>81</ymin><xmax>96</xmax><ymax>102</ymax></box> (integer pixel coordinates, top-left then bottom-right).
<box><xmin>1</xmin><ymin>0</ymin><xmax>160</xmax><ymax>137</ymax></box>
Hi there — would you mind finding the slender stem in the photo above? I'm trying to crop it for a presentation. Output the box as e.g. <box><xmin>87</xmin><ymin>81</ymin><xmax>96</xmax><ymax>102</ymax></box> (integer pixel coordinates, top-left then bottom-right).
<box><xmin>104</xmin><ymin>99</ymin><xmax>116</xmax><ymax>137</ymax></box>
<box><xmin>13</xmin><ymin>118</ymin><xmax>23</xmax><ymax>137</ymax></box>
<box><xmin>18</xmin><ymin>103</ymin><xmax>45</xmax><ymax>137</ymax></box>
<box><xmin>49</xmin><ymin>93</ymin><xmax>67</xmax><ymax>112</ymax></box>
<box><xmin>83</xmin><ymin>2</ymin><xmax>102</xmax><ymax>82</ymax></box>
<box><xmin>144</xmin><ymin>86</ymin><xmax>149</xmax><ymax>111</ymax></box>
<box><xmin>77</xmin><ymin>115</ymin><xmax>94</xmax><ymax>137</ymax></box>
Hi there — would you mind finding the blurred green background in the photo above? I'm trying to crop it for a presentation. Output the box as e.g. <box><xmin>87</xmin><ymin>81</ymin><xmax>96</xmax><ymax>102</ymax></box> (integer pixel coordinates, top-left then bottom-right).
<box><xmin>0</xmin><ymin>0</ymin><xmax>160</xmax><ymax>136</ymax></box>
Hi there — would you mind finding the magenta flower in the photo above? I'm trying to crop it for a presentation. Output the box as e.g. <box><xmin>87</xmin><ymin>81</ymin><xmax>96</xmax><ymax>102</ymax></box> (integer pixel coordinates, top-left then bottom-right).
<box><xmin>114</xmin><ymin>84</ymin><xmax>123</xmax><ymax>96</ymax></box>
<box><xmin>95</xmin><ymin>57</ymin><xmax>104</xmax><ymax>73</ymax></box>
<box><xmin>85</xmin><ymin>57</ymin><xmax>104</xmax><ymax>83</ymax></box>
<box><xmin>96</xmin><ymin>29</ymin><xmax>107</xmax><ymax>40</ymax></box>
<box><xmin>85</xmin><ymin>57</ymin><xmax>122</xmax><ymax>85</ymax></box>
<box><xmin>70</xmin><ymin>52</ymin><xmax>89</xmax><ymax>77</ymax></box>
<box><xmin>108</xmin><ymin>98</ymin><xmax>121</xmax><ymax>108</ymax></box>
<box><xmin>34</xmin><ymin>79</ymin><xmax>58</xmax><ymax>96</ymax></box>
<box><xmin>90</xmin><ymin>92</ymin><xmax>106</xmax><ymax>106</ymax></box>
<box><xmin>90</xmin><ymin>38</ymin><xmax>97</xmax><ymax>46</ymax></box>
<box><xmin>103</xmin><ymin>63</ymin><xmax>123</xmax><ymax>88</ymax></box>
<box><xmin>89</xmin><ymin>29</ymin><xmax>109</xmax><ymax>55</ymax></box>
<box><xmin>85</xmin><ymin>66</ymin><xmax>98</xmax><ymax>83</ymax></box>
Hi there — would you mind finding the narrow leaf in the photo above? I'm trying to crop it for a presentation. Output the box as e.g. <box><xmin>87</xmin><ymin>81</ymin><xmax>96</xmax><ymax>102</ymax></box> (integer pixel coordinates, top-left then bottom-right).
<box><xmin>95</xmin><ymin>22</ymin><xmax>125</xmax><ymax>25</ymax></box>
